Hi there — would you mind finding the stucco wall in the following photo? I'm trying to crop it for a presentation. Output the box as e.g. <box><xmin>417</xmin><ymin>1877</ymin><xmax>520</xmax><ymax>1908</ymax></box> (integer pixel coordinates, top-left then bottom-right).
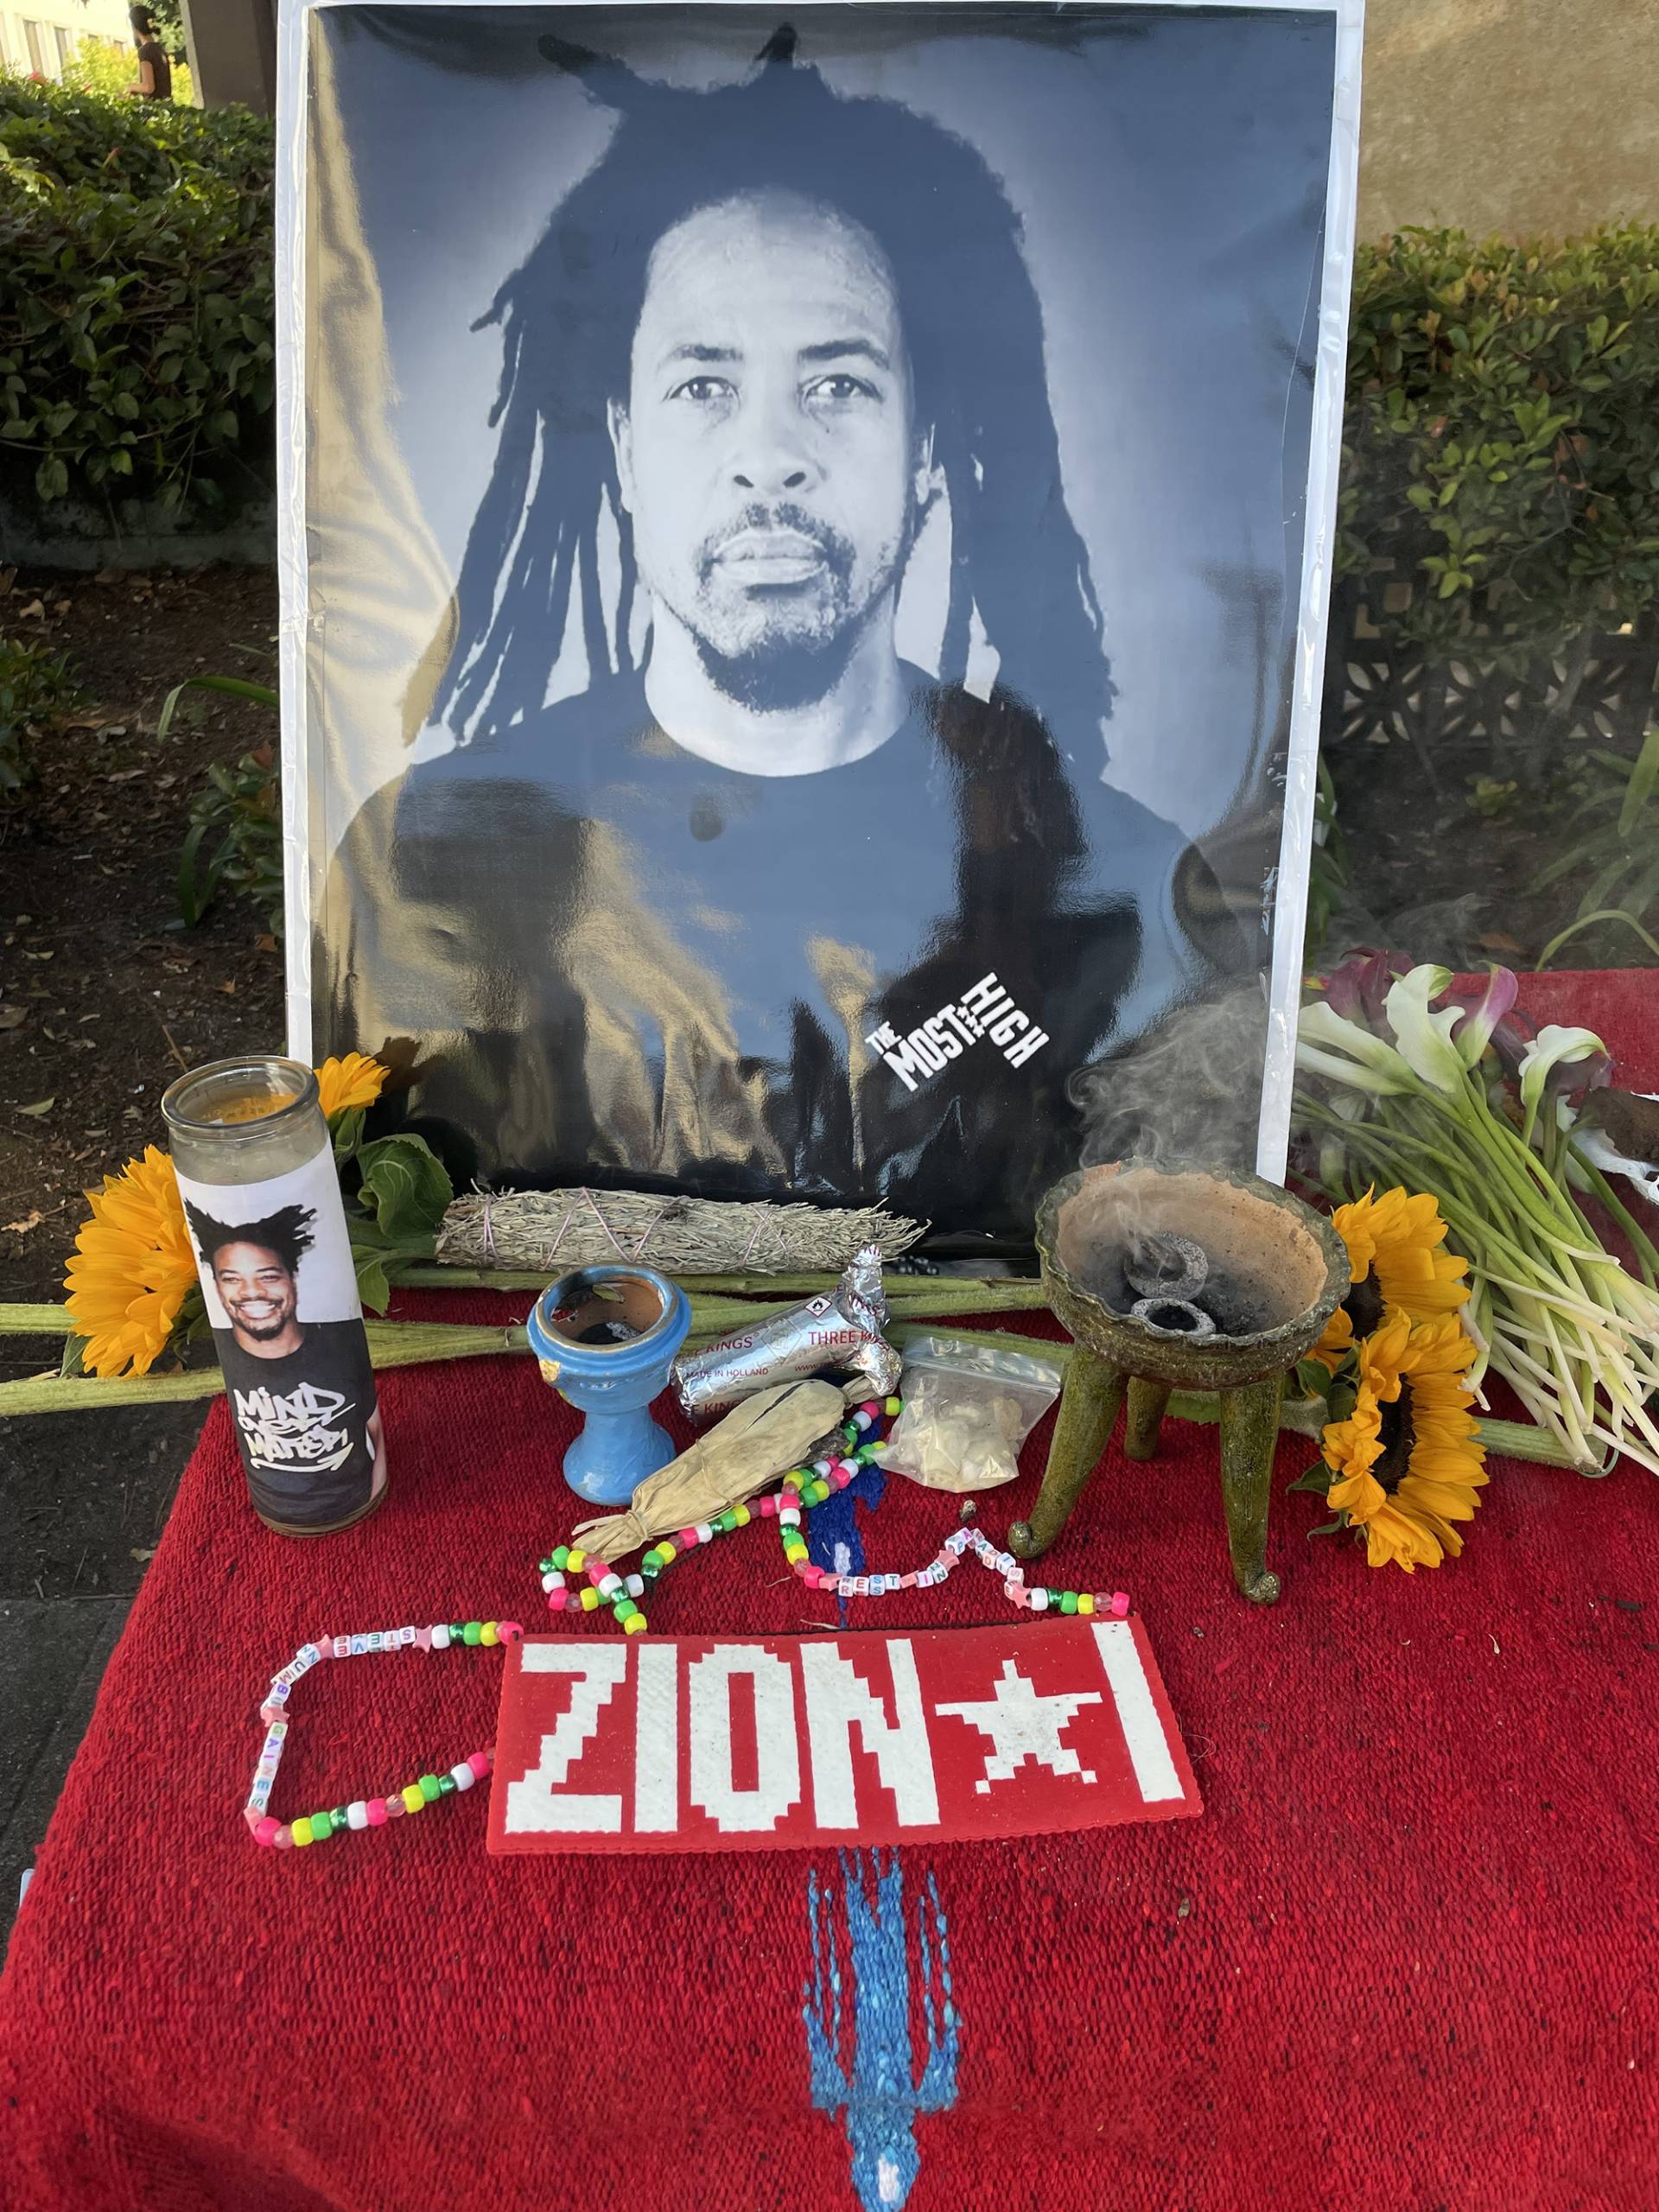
<box><xmin>1359</xmin><ymin>0</ymin><xmax>1659</xmax><ymax>239</ymax></box>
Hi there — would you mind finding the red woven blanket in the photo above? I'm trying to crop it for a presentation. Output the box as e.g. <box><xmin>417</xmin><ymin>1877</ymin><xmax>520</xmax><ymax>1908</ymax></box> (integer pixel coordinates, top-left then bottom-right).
<box><xmin>3</xmin><ymin>970</ymin><xmax>1657</xmax><ymax>2212</ymax></box>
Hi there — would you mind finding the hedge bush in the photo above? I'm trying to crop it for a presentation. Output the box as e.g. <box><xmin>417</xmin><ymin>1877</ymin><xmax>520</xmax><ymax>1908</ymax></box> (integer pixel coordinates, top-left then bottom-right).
<box><xmin>1339</xmin><ymin>224</ymin><xmax>1659</xmax><ymax>664</ymax></box>
<box><xmin>0</xmin><ymin>79</ymin><xmax>271</xmax><ymax>513</ymax></box>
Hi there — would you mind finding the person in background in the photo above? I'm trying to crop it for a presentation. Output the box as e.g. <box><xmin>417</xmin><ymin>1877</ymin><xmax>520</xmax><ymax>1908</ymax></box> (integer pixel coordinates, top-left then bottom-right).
<box><xmin>124</xmin><ymin>8</ymin><xmax>173</xmax><ymax>101</ymax></box>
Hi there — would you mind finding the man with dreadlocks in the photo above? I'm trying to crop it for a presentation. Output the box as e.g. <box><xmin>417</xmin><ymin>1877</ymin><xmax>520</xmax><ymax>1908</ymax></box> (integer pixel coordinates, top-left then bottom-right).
<box><xmin>321</xmin><ymin>31</ymin><xmax>1251</xmax><ymax>1242</ymax></box>
<box><xmin>183</xmin><ymin>1201</ymin><xmax>386</xmax><ymax>1532</ymax></box>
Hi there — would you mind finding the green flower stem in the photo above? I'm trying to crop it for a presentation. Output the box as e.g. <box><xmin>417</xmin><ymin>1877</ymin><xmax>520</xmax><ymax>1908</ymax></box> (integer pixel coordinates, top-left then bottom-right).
<box><xmin>1570</xmin><ymin>1152</ymin><xmax>1659</xmax><ymax>1289</ymax></box>
<box><xmin>0</xmin><ymin>1305</ymin><xmax>73</xmax><ymax>1335</ymax></box>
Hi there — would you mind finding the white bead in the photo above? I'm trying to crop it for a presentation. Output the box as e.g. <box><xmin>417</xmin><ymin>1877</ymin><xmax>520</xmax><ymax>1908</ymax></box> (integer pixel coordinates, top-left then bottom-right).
<box><xmin>542</xmin><ymin>1571</ymin><xmax>564</xmax><ymax>1592</ymax></box>
<box><xmin>431</xmin><ymin>1624</ymin><xmax>451</xmax><ymax>1649</ymax></box>
<box><xmin>625</xmin><ymin>1574</ymin><xmax>645</xmax><ymax>1599</ymax></box>
<box><xmin>346</xmin><ymin>1802</ymin><xmax>369</xmax><ymax>1831</ymax></box>
<box><xmin>333</xmin><ymin>1637</ymin><xmax>350</xmax><ymax>1658</ymax></box>
<box><xmin>367</xmin><ymin>1631</ymin><xmax>385</xmax><ymax>1653</ymax></box>
<box><xmin>695</xmin><ymin>1522</ymin><xmax>714</xmax><ymax>1545</ymax></box>
<box><xmin>398</xmin><ymin>1625</ymin><xmax>416</xmax><ymax>1646</ymax></box>
<box><xmin>1031</xmin><ymin>1587</ymin><xmax>1049</xmax><ymax>1611</ymax></box>
<box><xmin>449</xmin><ymin>1762</ymin><xmax>475</xmax><ymax>1792</ymax></box>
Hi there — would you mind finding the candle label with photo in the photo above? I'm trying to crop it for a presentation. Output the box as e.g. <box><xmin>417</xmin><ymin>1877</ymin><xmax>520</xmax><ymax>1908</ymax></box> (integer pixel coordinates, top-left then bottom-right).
<box><xmin>175</xmin><ymin>1144</ymin><xmax>385</xmax><ymax>1534</ymax></box>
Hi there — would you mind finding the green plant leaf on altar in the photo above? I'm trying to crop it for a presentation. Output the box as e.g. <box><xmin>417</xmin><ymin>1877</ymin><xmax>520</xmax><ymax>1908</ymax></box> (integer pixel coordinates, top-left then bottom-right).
<box><xmin>59</xmin><ymin>1332</ymin><xmax>90</xmax><ymax>1379</ymax></box>
<box><xmin>1304</xmin><ymin>1516</ymin><xmax>1348</xmax><ymax>1541</ymax></box>
<box><xmin>353</xmin><ymin>1249</ymin><xmax>392</xmax><ymax>1317</ymax></box>
<box><xmin>352</xmin><ymin>1134</ymin><xmax>454</xmax><ymax>1249</ymax></box>
<box><xmin>1287</xmin><ymin>1463</ymin><xmax>1335</xmax><ymax>1496</ymax></box>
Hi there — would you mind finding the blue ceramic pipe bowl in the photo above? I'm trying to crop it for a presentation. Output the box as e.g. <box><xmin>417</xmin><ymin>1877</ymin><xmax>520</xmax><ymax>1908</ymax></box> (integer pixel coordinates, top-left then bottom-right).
<box><xmin>526</xmin><ymin>1263</ymin><xmax>692</xmax><ymax>1506</ymax></box>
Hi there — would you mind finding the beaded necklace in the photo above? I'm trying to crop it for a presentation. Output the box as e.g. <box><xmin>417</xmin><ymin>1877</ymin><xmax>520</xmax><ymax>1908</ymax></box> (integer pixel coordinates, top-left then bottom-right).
<box><xmin>247</xmin><ymin>1395</ymin><xmax>1128</xmax><ymax>1851</ymax></box>
<box><xmin>537</xmin><ymin>1399</ymin><xmax>1128</xmax><ymax>1631</ymax></box>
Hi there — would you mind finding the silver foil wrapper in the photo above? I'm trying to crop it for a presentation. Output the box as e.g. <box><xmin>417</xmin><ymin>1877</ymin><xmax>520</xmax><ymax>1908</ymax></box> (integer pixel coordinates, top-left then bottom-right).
<box><xmin>674</xmin><ymin>1245</ymin><xmax>901</xmax><ymax>1414</ymax></box>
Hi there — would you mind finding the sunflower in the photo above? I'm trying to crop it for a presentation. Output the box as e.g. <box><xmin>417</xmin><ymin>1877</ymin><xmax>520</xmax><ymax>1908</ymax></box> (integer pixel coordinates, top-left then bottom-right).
<box><xmin>1310</xmin><ymin>1185</ymin><xmax>1469</xmax><ymax>1368</ymax></box>
<box><xmin>315</xmin><ymin>1052</ymin><xmax>388</xmax><ymax>1121</ymax></box>
<box><xmin>63</xmin><ymin>1146</ymin><xmax>200</xmax><ymax>1379</ymax></box>
<box><xmin>1320</xmin><ymin>1309</ymin><xmax>1488</xmax><ymax>1571</ymax></box>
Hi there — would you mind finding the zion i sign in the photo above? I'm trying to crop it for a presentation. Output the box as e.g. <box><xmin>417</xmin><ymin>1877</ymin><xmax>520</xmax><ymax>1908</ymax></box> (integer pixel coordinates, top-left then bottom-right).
<box><xmin>488</xmin><ymin>1618</ymin><xmax>1202</xmax><ymax>1855</ymax></box>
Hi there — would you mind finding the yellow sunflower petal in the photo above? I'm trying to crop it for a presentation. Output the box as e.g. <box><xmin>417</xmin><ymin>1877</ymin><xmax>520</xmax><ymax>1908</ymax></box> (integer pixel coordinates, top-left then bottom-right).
<box><xmin>63</xmin><ymin>1146</ymin><xmax>199</xmax><ymax>1379</ymax></box>
<box><xmin>315</xmin><ymin>1052</ymin><xmax>389</xmax><ymax>1120</ymax></box>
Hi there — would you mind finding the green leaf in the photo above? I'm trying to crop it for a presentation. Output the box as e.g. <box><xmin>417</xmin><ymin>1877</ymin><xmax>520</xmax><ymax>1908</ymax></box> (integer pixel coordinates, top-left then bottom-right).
<box><xmin>1616</xmin><ymin>725</ymin><xmax>1659</xmax><ymax>841</ymax></box>
<box><xmin>353</xmin><ymin>1250</ymin><xmax>392</xmax><ymax>1317</ymax></box>
<box><xmin>352</xmin><ymin>1134</ymin><xmax>454</xmax><ymax>1249</ymax></box>
<box><xmin>34</xmin><ymin>454</ymin><xmax>68</xmax><ymax>502</ymax></box>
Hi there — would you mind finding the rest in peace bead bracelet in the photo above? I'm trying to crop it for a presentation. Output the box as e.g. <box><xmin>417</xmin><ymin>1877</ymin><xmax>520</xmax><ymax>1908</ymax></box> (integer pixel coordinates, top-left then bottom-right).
<box><xmin>245</xmin><ymin>1617</ymin><xmax>523</xmax><ymax>1851</ymax></box>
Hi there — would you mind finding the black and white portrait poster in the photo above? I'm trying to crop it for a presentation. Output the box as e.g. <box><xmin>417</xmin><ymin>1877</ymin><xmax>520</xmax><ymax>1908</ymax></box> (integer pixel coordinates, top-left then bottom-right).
<box><xmin>279</xmin><ymin>1</ymin><xmax>1363</xmax><ymax>1250</ymax></box>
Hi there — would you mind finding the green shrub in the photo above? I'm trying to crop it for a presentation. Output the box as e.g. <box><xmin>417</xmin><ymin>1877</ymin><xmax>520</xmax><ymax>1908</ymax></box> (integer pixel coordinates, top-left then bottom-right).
<box><xmin>0</xmin><ymin>79</ymin><xmax>271</xmax><ymax>512</ymax></box>
<box><xmin>0</xmin><ymin>636</ymin><xmax>83</xmax><ymax>797</ymax></box>
<box><xmin>159</xmin><ymin>675</ymin><xmax>283</xmax><ymax>935</ymax></box>
<box><xmin>1340</xmin><ymin>225</ymin><xmax>1659</xmax><ymax>672</ymax></box>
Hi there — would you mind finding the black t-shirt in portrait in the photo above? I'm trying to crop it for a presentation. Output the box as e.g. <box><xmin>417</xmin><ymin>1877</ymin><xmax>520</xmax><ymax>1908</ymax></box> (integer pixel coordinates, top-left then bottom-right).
<box><xmin>319</xmin><ymin>666</ymin><xmax>1251</xmax><ymax>1243</ymax></box>
<box><xmin>220</xmin><ymin>1318</ymin><xmax>379</xmax><ymax>1531</ymax></box>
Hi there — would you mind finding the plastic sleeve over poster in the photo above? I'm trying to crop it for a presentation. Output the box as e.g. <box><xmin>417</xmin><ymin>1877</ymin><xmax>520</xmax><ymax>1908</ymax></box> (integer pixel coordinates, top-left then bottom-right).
<box><xmin>276</xmin><ymin>0</ymin><xmax>1365</xmax><ymax>1228</ymax></box>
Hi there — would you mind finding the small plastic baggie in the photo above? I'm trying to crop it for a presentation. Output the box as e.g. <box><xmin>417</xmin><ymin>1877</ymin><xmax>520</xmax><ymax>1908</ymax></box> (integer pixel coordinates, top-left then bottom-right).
<box><xmin>872</xmin><ymin>1332</ymin><xmax>1064</xmax><ymax>1492</ymax></box>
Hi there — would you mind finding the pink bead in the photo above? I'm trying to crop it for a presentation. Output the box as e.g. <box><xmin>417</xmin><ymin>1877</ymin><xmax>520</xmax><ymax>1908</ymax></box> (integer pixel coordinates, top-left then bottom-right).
<box><xmin>499</xmin><ymin>1622</ymin><xmax>524</xmax><ymax>1643</ymax></box>
<box><xmin>366</xmin><ymin>1798</ymin><xmax>388</xmax><ymax>1826</ymax></box>
<box><xmin>259</xmin><ymin>1701</ymin><xmax>281</xmax><ymax>1726</ymax></box>
<box><xmin>677</xmin><ymin>1528</ymin><xmax>699</xmax><ymax>1549</ymax></box>
<box><xmin>1110</xmin><ymin>1592</ymin><xmax>1131</xmax><ymax>1618</ymax></box>
<box><xmin>546</xmin><ymin>1591</ymin><xmax>567</xmax><ymax>1611</ymax></box>
<box><xmin>858</xmin><ymin>1401</ymin><xmax>881</xmax><ymax>1420</ymax></box>
<box><xmin>758</xmin><ymin>1496</ymin><xmax>777</xmax><ymax>1516</ymax></box>
<box><xmin>252</xmin><ymin>1815</ymin><xmax>280</xmax><ymax>1847</ymax></box>
<box><xmin>274</xmin><ymin>1826</ymin><xmax>294</xmax><ymax>1849</ymax></box>
<box><xmin>801</xmin><ymin>1566</ymin><xmax>822</xmax><ymax>1588</ymax></box>
<box><xmin>415</xmin><ymin>1627</ymin><xmax>433</xmax><ymax>1650</ymax></box>
<box><xmin>308</xmin><ymin>1640</ymin><xmax>330</xmax><ymax>1661</ymax></box>
<box><xmin>468</xmin><ymin>1751</ymin><xmax>492</xmax><ymax>1778</ymax></box>
<box><xmin>819</xmin><ymin>1573</ymin><xmax>841</xmax><ymax>1593</ymax></box>
<box><xmin>899</xmin><ymin>1573</ymin><xmax>918</xmax><ymax>1590</ymax></box>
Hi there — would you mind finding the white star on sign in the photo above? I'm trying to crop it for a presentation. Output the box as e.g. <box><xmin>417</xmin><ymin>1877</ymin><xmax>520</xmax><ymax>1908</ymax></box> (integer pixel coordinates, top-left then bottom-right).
<box><xmin>935</xmin><ymin>1660</ymin><xmax>1103</xmax><ymax>1793</ymax></box>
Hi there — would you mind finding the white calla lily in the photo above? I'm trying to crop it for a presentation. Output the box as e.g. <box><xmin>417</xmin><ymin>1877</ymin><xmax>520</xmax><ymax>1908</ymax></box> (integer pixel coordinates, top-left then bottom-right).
<box><xmin>1518</xmin><ymin>1026</ymin><xmax>1609</xmax><ymax>1145</ymax></box>
<box><xmin>1298</xmin><ymin>999</ymin><xmax>1412</xmax><ymax>1079</ymax></box>
<box><xmin>1383</xmin><ymin>965</ymin><xmax>1465</xmax><ymax>1095</ymax></box>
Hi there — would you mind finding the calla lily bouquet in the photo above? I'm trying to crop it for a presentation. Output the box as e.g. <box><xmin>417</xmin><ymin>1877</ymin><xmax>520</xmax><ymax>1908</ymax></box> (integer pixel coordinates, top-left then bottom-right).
<box><xmin>1295</xmin><ymin>955</ymin><xmax>1659</xmax><ymax>1476</ymax></box>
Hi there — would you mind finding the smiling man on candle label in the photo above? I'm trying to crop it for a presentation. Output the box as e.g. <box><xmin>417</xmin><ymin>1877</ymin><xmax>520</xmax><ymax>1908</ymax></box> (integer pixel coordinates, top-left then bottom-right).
<box><xmin>180</xmin><ymin>1184</ymin><xmax>387</xmax><ymax>1533</ymax></box>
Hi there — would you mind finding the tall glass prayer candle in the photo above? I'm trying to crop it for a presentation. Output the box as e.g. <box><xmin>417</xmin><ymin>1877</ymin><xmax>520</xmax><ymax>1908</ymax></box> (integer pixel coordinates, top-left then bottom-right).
<box><xmin>162</xmin><ymin>1056</ymin><xmax>388</xmax><ymax>1537</ymax></box>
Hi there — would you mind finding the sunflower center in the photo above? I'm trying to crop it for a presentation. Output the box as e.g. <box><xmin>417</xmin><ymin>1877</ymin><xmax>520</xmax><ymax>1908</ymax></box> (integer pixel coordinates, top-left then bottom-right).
<box><xmin>1373</xmin><ymin>1378</ymin><xmax>1416</xmax><ymax>1495</ymax></box>
<box><xmin>1344</xmin><ymin>1269</ymin><xmax>1384</xmax><ymax>1339</ymax></box>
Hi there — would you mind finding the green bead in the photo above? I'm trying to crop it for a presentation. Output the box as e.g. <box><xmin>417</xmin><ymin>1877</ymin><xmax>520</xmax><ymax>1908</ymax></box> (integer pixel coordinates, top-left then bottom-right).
<box><xmin>450</xmin><ymin>1623</ymin><xmax>466</xmax><ymax>1641</ymax></box>
<box><xmin>311</xmin><ymin>1810</ymin><xmax>333</xmax><ymax>1840</ymax></box>
<box><xmin>438</xmin><ymin>1773</ymin><xmax>456</xmax><ymax>1794</ymax></box>
<box><xmin>641</xmin><ymin>1561</ymin><xmax>660</xmax><ymax>1583</ymax></box>
<box><xmin>1060</xmin><ymin>1591</ymin><xmax>1078</xmax><ymax>1615</ymax></box>
<box><xmin>553</xmin><ymin>1547</ymin><xmax>570</xmax><ymax>1569</ymax></box>
<box><xmin>462</xmin><ymin>1621</ymin><xmax>482</xmax><ymax>1646</ymax></box>
<box><xmin>419</xmin><ymin>1773</ymin><xmax>442</xmax><ymax>1802</ymax></box>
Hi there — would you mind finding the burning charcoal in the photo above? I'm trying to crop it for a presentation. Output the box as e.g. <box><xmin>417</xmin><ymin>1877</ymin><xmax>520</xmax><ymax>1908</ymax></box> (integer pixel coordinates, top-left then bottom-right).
<box><xmin>1130</xmin><ymin>1295</ymin><xmax>1217</xmax><ymax>1339</ymax></box>
<box><xmin>1125</xmin><ymin>1232</ymin><xmax>1209</xmax><ymax>1302</ymax></box>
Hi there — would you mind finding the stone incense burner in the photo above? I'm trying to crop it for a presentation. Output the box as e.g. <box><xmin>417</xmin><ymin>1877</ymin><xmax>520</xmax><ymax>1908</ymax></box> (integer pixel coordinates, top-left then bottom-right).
<box><xmin>1012</xmin><ymin>1161</ymin><xmax>1347</xmax><ymax>1602</ymax></box>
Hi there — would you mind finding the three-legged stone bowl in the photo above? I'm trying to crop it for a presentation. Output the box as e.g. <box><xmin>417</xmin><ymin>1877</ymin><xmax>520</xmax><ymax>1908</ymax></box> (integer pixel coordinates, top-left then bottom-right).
<box><xmin>1010</xmin><ymin>1161</ymin><xmax>1347</xmax><ymax>1603</ymax></box>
